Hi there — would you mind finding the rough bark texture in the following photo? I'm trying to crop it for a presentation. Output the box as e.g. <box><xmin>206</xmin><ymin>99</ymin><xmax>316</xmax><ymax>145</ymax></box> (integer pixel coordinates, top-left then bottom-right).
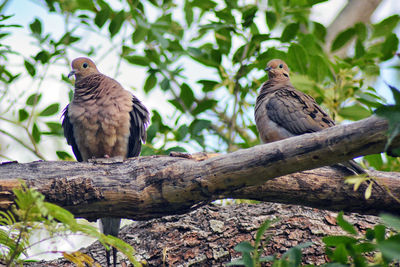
<box><xmin>0</xmin><ymin>116</ymin><xmax>399</xmax><ymax>220</ymax></box>
<box><xmin>25</xmin><ymin>202</ymin><xmax>381</xmax><ymax>267</ymax></box>
<box><xmin>325</xmin><ymin>0</ymin><xmax>383</xmax><ymax>55</ymax></box>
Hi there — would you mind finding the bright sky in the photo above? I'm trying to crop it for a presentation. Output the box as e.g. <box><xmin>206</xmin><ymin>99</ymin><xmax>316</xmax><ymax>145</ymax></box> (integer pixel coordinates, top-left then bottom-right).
<box><xmin>1</xmin><ymin>0</ymin><xmax>400</xmax><ymax>260</ymax></box>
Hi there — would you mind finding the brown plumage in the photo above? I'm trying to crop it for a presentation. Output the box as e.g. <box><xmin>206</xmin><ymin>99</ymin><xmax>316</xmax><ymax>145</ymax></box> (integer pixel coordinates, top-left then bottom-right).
<box><xmin>62</xmin><ymin>57</ymin><xmax>149</xmax><ymax>266</ymax></box>
<box><xmin>255</xmin><ymin>59</ymin><xmax>365</xmax><ymax>174</ymax></box>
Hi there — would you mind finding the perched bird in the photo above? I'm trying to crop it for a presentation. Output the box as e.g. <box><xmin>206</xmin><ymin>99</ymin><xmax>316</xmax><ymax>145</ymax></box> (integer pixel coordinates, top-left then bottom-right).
<box><xmin>62</xmin><ymin>57</ymin><xmax>149</xmax><ymax>266</ymax></box>
<box><xmin>255</xmin><ymin>59</ymin><xmax>365</xmax><ymax>174</ymax></box>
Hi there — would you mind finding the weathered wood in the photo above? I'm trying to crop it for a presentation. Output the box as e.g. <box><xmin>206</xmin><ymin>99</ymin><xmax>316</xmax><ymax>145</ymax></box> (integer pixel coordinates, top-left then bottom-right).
<box><xmin>25</xmin><ymin>202</ymin><xmax>382</xmax><ymax>267</ymax></box>
<box><xmin>0</xmin><ymin>116</ymin><xmax>399</xmax><ymax>220</ymax></box>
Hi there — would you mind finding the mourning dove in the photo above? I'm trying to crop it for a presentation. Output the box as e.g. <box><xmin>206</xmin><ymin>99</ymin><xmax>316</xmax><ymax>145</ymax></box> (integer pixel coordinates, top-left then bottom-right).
<box><xmin>255</xmin><ymin>59</ymin><xmax>365</xmax><ymax>174</ymax></box>
<box><xmin>62</xmin><ymin>57</ymin><xmax>149</xmax><ymax>266</ymax></box>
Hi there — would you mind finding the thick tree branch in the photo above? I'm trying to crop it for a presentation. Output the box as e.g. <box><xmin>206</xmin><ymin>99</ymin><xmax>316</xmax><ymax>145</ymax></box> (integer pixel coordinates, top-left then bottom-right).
<box><xmin>0</xmin><ymin>116</ymin><xmax>399</xmax><ymax>220</ymax></box>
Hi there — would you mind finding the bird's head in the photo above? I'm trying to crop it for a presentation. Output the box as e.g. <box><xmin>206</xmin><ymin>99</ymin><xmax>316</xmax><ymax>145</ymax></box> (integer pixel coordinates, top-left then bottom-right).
<box><xmin>68</xmin><ymin>57</ymin><xmax>99</xmax><ymax>81</ymax></box>
<box><xmin>265</xmin><ymin>59</ymin><xmax>290</xmax><ymax>80</ymax></box>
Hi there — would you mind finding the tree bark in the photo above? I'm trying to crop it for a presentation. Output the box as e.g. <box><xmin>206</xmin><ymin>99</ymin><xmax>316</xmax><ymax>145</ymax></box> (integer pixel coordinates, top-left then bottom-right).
<box><xmin>25</xmin><ymin>202</ymin><xmax>382</xmax><ymax>267</ymax></box>
<box><xmin>0</xmin><ymin>116</ymin><xmax>399</xmax><ymax>220</ymax></box>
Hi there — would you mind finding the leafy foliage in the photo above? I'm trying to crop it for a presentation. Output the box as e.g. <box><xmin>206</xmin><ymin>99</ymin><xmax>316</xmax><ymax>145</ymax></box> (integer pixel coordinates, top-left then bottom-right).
<box><xmin>0</xmin><ymin>183</ymin><xmax>141</xmax><ymax>266</ymax></box>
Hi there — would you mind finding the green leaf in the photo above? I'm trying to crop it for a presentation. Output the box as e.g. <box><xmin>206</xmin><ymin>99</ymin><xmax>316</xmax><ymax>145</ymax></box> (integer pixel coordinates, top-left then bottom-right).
<box><xmin>175</xmin><ymin>124</ymin><xmax>189</xmax><ymax>141</ymax></box>
<box><xmin>381</xmin><ymin>33</ymin><xmax>399</xmax><ymax>60</ymax></box>
<box><xmin>338</xmin><ymin>105</ymin><xmax>371</xmax><ymax>121</ymax></box>
<box><xmin>308</xmin><ymin>54</ymin><xmax>329</xmax><ymax>82</ymax></box>
<box><xmin>242</xmin><ymin>5</ymin><xmax>257</xmax><ymax>28</ymax></box>
<box><xmin>288</xmin><ymin>43</ymin><xmax>308</xmax><ymax>74</ymax></box>
<box><xmin>313</xmin><ymin>22</ymin><xmax>326</xmax><ymax>41</ymax></box>
<box><xmin>354</xmin><ymin>39</ymin><xmax>365</xmax><ymax>58</ymax></box>
<box><xmin>95</xmin><ymin>7</ymin><xmax>111</xmax><ymax>28</ymax></box>
<box><xmin>255</xmin><ymin>219</ymin><xmax>274</xmax><ymax>246</ymax></box>
<box><xmin>184</xmin><ymin>0</ymin><xmax>193</xmax><ymax>26</ymax></box>
<box><xmin>192</xmin><ymin>99</ymin><xmax>217</xmax><ymax>115</ymax></box>
<box><xmin>39</xmin><ymin>103</ymin><xmax>59</xmax><ymax>116</ymax></box>
<box><xmin>76</xmin><ymin>0</ymin><xmax>96</xmax><ymax>10</ymax></box>
<box><xmin>191</xmin><ymin>0</ymin><xmax>217</xmax><ymax>10</ymax></box>
<box><xmin>29</xmin><ymin>18</ymin><xmax>42</xmax><ymax>35</ymax></box>
<box><xmin>363</xmin><ymin>154</ymin><xmax>383</xmax><ymax>170</ymax></box>
<box><xmin>160</xmin><ymin>78</ymin><xmax>170</xmax><ymax>91</ymax></box>
<box><xmin>109</xmin><ymin>10</ymin><xmax>125</xmax><ymax>37</ymax></box>
<box><xmin>197</xmin><ymin>80</ymin><xmax>219</xmax><ymax>92</ymax></box>
<box><xmin>281</xmin><ymin>23</ymin><xmax>299</xmax><ymax>42</ymax></box>
<box><xmin>374</xmin><ymin>224</ymin><xmax>386</xmax><ymax>242</ymax></box>
<box><xmin>378</xmin><ymin>240</ymin><xmax>400</xmax><ymax>261</ymax></box>
<box><xmin>323</xmin><ymin>235</ymin><xmax>357</xmax><ymax>246</ymax></box>
<box><xmin>144</xmin><ymin>73</ymin><xmax>157</xmax><ymax>93</ymax></box>
<box><xmin>18</xmin><ymin>109</ymin><xmax>29</xmax><ymax>122</ymax></box>
<box><xmin>265</xmin><ymin>11</ymin><xmax>277</xmax><ymax>30</ymax></box>
<box><xmin>354</xmin><ymin>242</ymin><xmax>376</xmax><ymax>253</ymax></box>
<box><xmin>125</xmin><ymin>55</ymin><xmax>150</xmax><ymax>66</ymax></box>
<box><xmin>234</xmin><ymin>241</ymin><xmax>254</xmax><ymax>253</ymax></box>
<box><xmin>56</xmin><ymin>151</ymin><xmax>73</xmax><ymax>160</ymax></box>
<box><xmin>372</xmin><ymin>14</ymin><xmax>400</xmax><ymax>38</ymax></box>
<box><xmin>331</xmin><ymin>243</ymin><xmax>348</xmax><ymax>264</ymax></box>
<box><xmin>46</xmin><ymin>122</ymin><xmax>63</xmax><ymax>134</ymax></box>
<box><xmin>180</xmin><ymin>83</ymin><xmax>195</xmax><ymax>109</ymax></box>
<box><xmin>34</xmin><ymin>50</ymin><xmax>50</xmax><ymax>64</ymax></box>
<box><xmin>381</xmin><ymin>214</ymin><xmax>400</xmax><ymax>231</ymax></box>
<box><xmin>24</xmin><ymin>60</ymin><xmax>36</xmax><ymax>77</ymax></box>
<box><xmin>32</xmin><ymin>123</ymin><xmax>41</xmax><ymax>143</ymax></box>
<box><xmin>26</xmin><ymin>93</ymin><xmax>42</xmax><ymax>106</ymax></box>
<box><xmin>190</xmin><ymin>119</ymin><xmax>211</xmax><ymax>135</ymax></box>
<box><xmin>337</xmin><ymin>211</ymin><xmax>357</xmax><ymax>235</ymax></box>
<box><xmin>331</xmin><ymin>28</ymin><xmax>356</xmax><ymax>52</ymax></box>
<box><xmin>132</xmin><ymin>26</ymin><xmax>148</xmax><ymax>44</ymax></box>
<box><xmin>164</xmin><ymin>146</ymin><xmax>187</xmax><ymax>154</ymax></box>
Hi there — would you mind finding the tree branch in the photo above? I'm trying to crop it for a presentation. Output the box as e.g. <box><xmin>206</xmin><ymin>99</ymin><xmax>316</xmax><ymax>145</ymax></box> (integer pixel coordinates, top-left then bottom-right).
<box><xmin>0</xmin><ymin>116</ymin><xmax>399</xmax><ymax>220</ymax></box>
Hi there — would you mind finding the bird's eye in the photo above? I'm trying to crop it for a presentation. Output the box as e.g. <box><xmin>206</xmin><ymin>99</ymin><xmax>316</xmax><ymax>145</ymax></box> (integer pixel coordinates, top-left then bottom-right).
<box><xmin>279</xmin><ymin>64</ymin><xmax>283</xmax><ymax>68</ymax></box>
<box><xmin>82</xmin><ymin>62</ymin><xmax>88</xmax><ymax>68</ymax></box>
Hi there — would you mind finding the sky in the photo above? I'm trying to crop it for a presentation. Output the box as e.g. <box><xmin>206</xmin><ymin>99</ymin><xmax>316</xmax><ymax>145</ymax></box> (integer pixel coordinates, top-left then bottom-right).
<box><xmin>1</xmin><ymin>0</ymin><xmax>400</xmax><ymax>260</ymax></box>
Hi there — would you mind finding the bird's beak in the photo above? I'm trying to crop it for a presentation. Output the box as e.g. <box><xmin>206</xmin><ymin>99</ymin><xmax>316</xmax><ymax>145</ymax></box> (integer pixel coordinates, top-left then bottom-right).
<box><xmin>264</xmin><ymin>66</ymin><xmax>272</xmax><ymax>71</ymax></box>
<box><xmin>68</xmin><ymin>70</ymin><xmax>76</xmax><ymax>78</ymax></box>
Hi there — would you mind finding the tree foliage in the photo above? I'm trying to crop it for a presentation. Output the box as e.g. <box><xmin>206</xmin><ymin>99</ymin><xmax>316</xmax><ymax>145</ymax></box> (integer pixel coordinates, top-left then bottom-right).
<box><xmin>0</xmin><ymin>0</ymin><xmax>399</xmax><ymax>169</ymax></box>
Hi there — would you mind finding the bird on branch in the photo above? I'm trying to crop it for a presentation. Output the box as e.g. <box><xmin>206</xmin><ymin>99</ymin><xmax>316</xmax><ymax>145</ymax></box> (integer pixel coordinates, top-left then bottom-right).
<box><xmin>255</xmin><ymin>59</ymin><xmax>365</xmax><ymax>175</ymax></box>
<box><xmin>62</xmin><ymin>57</ymin><xmax>149</xmax><ymax>266</ymax></box>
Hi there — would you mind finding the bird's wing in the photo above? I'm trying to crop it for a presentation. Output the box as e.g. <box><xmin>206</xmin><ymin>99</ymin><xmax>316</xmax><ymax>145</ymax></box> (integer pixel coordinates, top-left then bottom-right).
<box><xmin>127</xmin><ymin>96</ymin><xmax>150</xmax><ymax>158</ymax></box>
<box><xmin>61</xmin><ymin>105</ymin><xmax>83</xmax><ymax>162</ymax></box>
<box><xmin>266</xmin><ymin>87</ymin><xmax>335</xmax><ymax>135</ymax></box>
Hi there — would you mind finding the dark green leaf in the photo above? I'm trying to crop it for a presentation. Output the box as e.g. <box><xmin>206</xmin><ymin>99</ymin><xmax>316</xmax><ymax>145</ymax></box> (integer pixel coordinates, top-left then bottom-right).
<box><xmin>336</xmin><ymin>211</ymin><xmax>357</xmax><ymax>235</ymax></box>
<box><xmin>46</xmin><ymin>122</ymin><xmax>63</xmax><ymax>134</ymax></box>
<box><xmin>381</xmin><ymin>33</ymin><xmax>399</xmax><ymax>61</ymax></box>
<box><xmin>255</xmin><ymin>219</ymin><xmax>274</xmax><ymax>246</ymax></box>
<box><xmin>323</xmin><ymin>235</ymin><xmax>357</xmax><ymax>246</ymax></box>
<box><xmin>39</xmin><ymin>103</ymin><xmax>59</xmax><ymax>117</ymax></box>
<box><xmin>192</xmin><ymin>99</ymin><xmax>217</xmax><ymax>115</ymax></box>
<box><xmin>24</xmin><ymin>60</ymin><xmax>36</xmax><ymax>77</ymax></box>
<box><xmin>175</xmin><ymin>124</ymin><xmax>189</xmax><ymax>141</ymax></box>
<box><xmin>168</xmin><ymin>99</ymin><xmax>184</xmax><ymax>112</ymax></box>
<box><xmin>26</xmin><ymin>93</ymin><xmax>42</xmax><ymax>106</ymax></box>
<box><xmin>288</xmin><ymin>43</ymin><xmax>308</xmax><ymax>74</ymax></box>
<box><xmin>34</xmin><ymin>50</ymin><xmax>50</xmax><ymax>64</ymax></box>
<box><xmin>109</xmin><ymin>10</ymin><xmax>125</xmax><ymax>37</ymax></box>
<box><xmin>18</xmin><ymin>109</ymin><xmax>29</xmax><ymax>122</ymax></box>
<box><xmin>124</xmin><ymin>55</ymin><xmax>150</xmax><ymax>66</ymax></box>
<box><xmin>242</xmin><ymin>5</ymin><xmax>257</xmax><ymax>28</ymax></box>
<box><xmin>331</xmin><ymin>28</ymin><xmax>356</xmax><ymax>52</ymax></box>
<box><xmin>197</xmin><ymin>80</ymin><xmax>219</xmax><ymax>92</ymax></box>
<box><xmin>354</xmin><ymin>22</ymin><xmax>367</xmax><ymax>41</ymax></box>
<box><xmin>308</xmin><ymin>54</ymin><xmax>329</xmax><ymax>82</ymax></box>
<box><xmin>372</xmin><ymin>15</ymin><xmax>400</xmax><ymax>38</ymax></box>
<box><xmin>95</xmin><ymin>7</ymin><xmax>111</xmax><ymax>28</ymax></box>
<box><xmin>281</xmin><ymin>23</ymin><xmax>299</xmax><ymax>42</ymax></box>
<box><xmin>363</xmin><ymin>154</ymin><xmax>383</xmax><ymax>169</ymax></box>
<box><xmin>32</xmin><ymin>123</ymin><xmax>41</xmax><ymax>143</ymax></box>
<box><xmin>338</xmin><ymin>105</ymin><xmax>371</xmax><ymax>121</ymax></box>
<box><xmin>160</xmin><ymin>78</ymin><xmax>170</xmax><ymax>91</ymax></box>
<box><xmin>180</xmin><ymin>83</ymin><xmax>195</xmax><ymax>109</ymax></box>
<box><xmin>76</xmin><ymin>0</ymin><xmax>96</xmax><ymax>10</ymax></box>
<box><xmin>265</xmin><ymin>11</ymin><xmax>277</xmax><ymax>30</ymax></box>
<box><xmin>191</xmin><ymin>0</ymin><xmax>217</xmax><ymax>9</ymax></box>
<box><xmin>29</xmin><ymin>18</ymin><xmax>42</xmax><ymax>35</ymax></box>
<box><xmin>144</xmin><ymin>73</ymin><xmax>157</xmax><ymax>93</ymax></box>
<box><xmin>313</xmin><ymin>22</ymin><xmax>326</xmax><ymax>41</ymax></box>
<box><xmin>374</xmin><ymin>224</ymin><xmax>386</xmax><ymax>242</ymax></box>
<box><xmin>354</xmin><ymin>242</ymin><xmax>376</xmax><ymax>253</ymax></box>
<box><xmin>234</xmin><ymin>241</ymin><xmax>254</xmax><ymax>253</ymax></box>
<box><xmin>355</xmin><ymin>39</ymin><xmax>365</xmax><ymax>58</ymax></box>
